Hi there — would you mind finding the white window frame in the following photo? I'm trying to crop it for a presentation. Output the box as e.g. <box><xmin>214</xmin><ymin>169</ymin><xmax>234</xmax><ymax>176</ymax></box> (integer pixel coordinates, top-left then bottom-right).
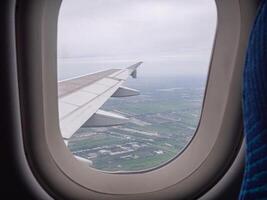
<box><xmin>16</xmin><ymin>0</ymin><xmax>259</xmax><ymax>199</ymax></box>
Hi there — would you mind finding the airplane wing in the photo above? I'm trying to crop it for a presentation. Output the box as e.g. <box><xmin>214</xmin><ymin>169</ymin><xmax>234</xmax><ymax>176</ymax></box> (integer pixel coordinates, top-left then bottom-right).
<box><xmin>58</xmin><ymin>62</ymin><xmax>142</xmax><ymax>140</ymax></box>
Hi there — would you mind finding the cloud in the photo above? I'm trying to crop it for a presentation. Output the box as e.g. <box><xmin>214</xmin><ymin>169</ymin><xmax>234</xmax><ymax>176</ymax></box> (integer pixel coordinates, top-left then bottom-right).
<box><xmin>58</xmin><ymin>0</ymin><xmax>217</xmax><ymax>77</ymax></box>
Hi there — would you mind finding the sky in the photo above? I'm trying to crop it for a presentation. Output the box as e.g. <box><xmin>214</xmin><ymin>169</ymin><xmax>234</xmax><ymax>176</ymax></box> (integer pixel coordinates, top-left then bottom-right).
<box><xmin>57</xmin><ymin>0</ymin><xmax>217</xmax><ymax>79</ymax></box>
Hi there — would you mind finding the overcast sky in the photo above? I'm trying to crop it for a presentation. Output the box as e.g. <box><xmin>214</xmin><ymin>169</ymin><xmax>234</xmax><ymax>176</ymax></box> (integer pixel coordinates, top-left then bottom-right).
<box><xmin>57</xmin><ymin>0</ymin><xmax>217</xmax><ymax>79</ymax></box>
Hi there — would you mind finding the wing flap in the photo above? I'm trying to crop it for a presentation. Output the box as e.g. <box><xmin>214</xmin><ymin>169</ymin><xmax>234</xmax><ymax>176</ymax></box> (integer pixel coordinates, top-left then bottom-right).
<box><xmin>83</xmin><ymin>110</ymin><xmax>129</xmax><ymax>127</ymax></box>
<box><xmin>61</xmin><ymin>91</ymin><xmax>97</xmax><ymax>107</ymax></box>
<box><xmin>112</xmin><ymin>86</ymin><xmax>140</xmax><ymax>97</ymax></box>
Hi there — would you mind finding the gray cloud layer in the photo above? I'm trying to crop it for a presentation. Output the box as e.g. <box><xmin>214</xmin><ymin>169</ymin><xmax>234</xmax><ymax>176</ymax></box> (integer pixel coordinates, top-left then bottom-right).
<box><xmin>58</xmin><ymin>0</ymin><xmax>217</xmax><ymax>78</ymax></box>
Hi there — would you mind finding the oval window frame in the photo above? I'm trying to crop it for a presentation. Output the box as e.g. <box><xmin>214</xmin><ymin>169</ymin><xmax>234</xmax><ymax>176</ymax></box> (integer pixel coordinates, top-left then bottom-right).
<box><xmin>16</xmin><ymin>0</ymin><xmax>259</xmax><ymax>199</ymax></box>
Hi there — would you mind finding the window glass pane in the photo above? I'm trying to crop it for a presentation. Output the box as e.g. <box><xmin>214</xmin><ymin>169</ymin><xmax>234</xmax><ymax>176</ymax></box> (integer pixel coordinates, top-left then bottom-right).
<box><xmin>58</xmin><ymin>0</ymin><xmax>217</xmax><ymax>172</ymax></box>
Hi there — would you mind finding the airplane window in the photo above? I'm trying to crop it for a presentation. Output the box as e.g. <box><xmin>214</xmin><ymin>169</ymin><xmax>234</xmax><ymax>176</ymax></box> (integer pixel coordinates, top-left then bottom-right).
<box><xmin>57</xmin><ymin>0</ymin><xmax>217</xmax><ymax>172</ymax></box>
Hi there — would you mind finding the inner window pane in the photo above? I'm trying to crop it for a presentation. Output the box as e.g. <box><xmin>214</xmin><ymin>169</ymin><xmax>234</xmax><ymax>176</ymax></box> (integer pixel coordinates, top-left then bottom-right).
<box><xmin>57</xmin><ymin>0</ymin><xmax>217</xmax><ymax>172</ymax></box>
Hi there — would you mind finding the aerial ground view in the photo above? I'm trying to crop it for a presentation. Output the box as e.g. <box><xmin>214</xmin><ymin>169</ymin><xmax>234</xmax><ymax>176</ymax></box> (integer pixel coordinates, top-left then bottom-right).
<box><xmin>67</xmin><ymin>75</ymin><xmax>206</xmax><ymax>172</ymax></box>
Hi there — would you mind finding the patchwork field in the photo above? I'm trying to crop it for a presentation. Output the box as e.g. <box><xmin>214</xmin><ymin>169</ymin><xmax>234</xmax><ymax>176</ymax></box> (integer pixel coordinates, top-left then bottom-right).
<box><xmin>68</xmin><ymin>76</ymin><xmax>205</xmax><ymax>172</ymax></box>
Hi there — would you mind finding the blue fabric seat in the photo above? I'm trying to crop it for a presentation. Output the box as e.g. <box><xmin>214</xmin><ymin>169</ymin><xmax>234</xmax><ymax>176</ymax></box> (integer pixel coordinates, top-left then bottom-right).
<box><xmin>240</xmin><ymin>0</ymin><xmax>267</xmax><ymax>199</ymax></box>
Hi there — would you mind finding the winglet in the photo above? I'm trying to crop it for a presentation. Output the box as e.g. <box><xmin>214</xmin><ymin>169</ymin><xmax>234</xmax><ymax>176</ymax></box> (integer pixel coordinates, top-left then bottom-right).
<box><xmin>127</xmin><ymin>62</ymin><xmax>143</xmax><ymax>78</ymax></box>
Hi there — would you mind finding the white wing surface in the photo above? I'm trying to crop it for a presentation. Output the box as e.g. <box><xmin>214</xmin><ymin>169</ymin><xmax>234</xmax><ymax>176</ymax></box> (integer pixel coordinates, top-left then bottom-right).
<box><xmin>58</xmin><ymin>62</ymin><xmax>142</xmax><ymax>139</ymax></box>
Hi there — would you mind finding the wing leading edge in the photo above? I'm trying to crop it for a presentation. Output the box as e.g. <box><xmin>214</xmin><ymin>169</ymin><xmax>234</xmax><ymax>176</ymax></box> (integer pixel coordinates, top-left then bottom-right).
<box><xmin>58</xmin><ymin>62</ymin><xmax>142</xmax><ymax>139</ymax></box>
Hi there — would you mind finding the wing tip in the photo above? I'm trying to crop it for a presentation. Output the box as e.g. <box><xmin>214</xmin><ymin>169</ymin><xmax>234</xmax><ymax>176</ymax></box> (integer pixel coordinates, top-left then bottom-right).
<box><xmin>127</xmin><ymin>61</ymin><xmax>143</xmax><ymax>70</ymax></box>
<box><xmin>128</xmin><ymin>61</ymin><xmax>143</xmax><ymax>78</ymax></box>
